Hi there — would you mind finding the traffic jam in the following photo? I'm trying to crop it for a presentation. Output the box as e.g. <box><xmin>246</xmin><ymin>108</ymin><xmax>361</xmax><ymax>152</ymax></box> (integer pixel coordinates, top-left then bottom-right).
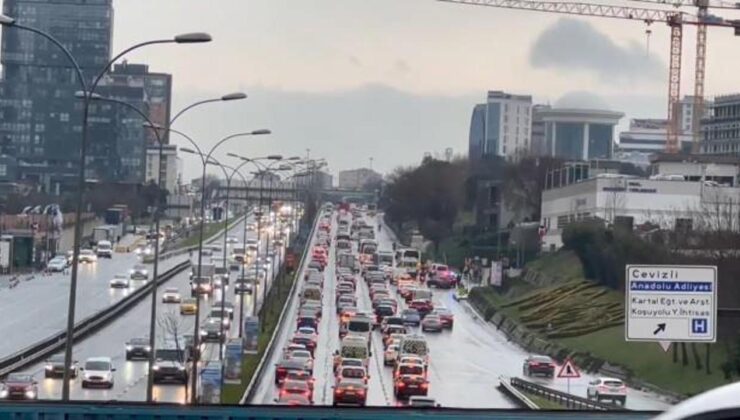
<box><xmin>273</xmin><ymin>202</ymin><xmax>461</xmax><ymax>407</ymax></box>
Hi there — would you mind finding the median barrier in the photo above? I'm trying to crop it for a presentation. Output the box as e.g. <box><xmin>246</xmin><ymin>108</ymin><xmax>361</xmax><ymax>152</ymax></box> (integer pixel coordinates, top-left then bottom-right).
<box><xmin>509</xmin><ymin>376</ymin><xmax>624</xmax><ymax>411</ymax></box>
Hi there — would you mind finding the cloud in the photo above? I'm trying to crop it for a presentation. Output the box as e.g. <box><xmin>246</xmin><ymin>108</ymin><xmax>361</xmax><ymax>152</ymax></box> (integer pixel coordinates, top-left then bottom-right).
<box><xmin>348</xmin><ymin>55</ymin><xmax>363</xmax><ymax>67</ymax></box>
<box><xmin>529</xmin><ymin>18</ymin><xmax>664</xmax><ymax>84</ymax></box>
<box><xmin>393</xmin><ymin>59</ymin><xmax>411</xmax><ymax>74</ymax></box>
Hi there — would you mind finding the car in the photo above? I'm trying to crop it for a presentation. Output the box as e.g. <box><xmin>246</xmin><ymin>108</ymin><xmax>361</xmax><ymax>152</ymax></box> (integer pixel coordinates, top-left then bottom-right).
<box><xmin>96</xmin><ymin>240</ymin><xmax>113</xmax><ymax>258</ymax></box>
<box><xmin>336</xmin><ymin>365</ymin><xmax>369</xmax><ymax>384</ymax></box>
<box><xmin>152</xmin><ymin>346</ymin><xmax>189</xmax><ymax>384</ymax></box>
<box><xmin>333</xmin><ymin>377</ymin><xmax>367</xmax><ymax>407</ymax></box>
<box><xmin>523</xmin><ymin>355</ymin><xmax>556</xmax><ymax>377</ymax></box>
<box><xmin>374</xmin><ymin>304</ymin><xmax>395</xmax><ymax>325</ymax></box>
<box><xmin>190</xmin><ymin>277</ymin><xmax>213</xmax><ymax>296</ymax></box>
<box><xmin>80</xmin><ymin>357</ymin><xmax>116</xmax><ymax>388</ymax></box>
<box><xmin>124</xmin><ymin>337</ymin><xmax>151</xmax><ymax>360</ymax></box>
<box><xmin>109</xmin><ymin>274</ymin><xmax>130</xmax><ymax>288</ymax></box>
<box><xmin>409</xmin><ymin>299</ymin><xmax>434</xmax><ymax>317</ymax></box>
<box><xmin>180</xmin><ymin>298</ymin><xmax>197</xmax><ymax>315</ymax></box>
<box><xmin>292</xmin><ymin>328</ymin><xmax>318</xmax><ymax>355</ymax></box>
<box><xmin>393</xmin><ymin>363</ymin><xmax>429</xmax><ymax>399</ymax></box>
<box><xmin>78</xmin><ymin>249</ymin><xmax>98</xmax><ymax>263</ymax></box>
<box><xmin>275</xmin><ymin>393</ymin><xmax>312</xmax><ymax>406</ymax></box>
<box><xmin>234</xmin><ymin>277</ymin><xmax>254</xmax><ymax>294</ymax></box>
<box><xmin>162</xmin><ymin>288</ymin><xmax>181</xmax><ymax>303</ymax></box>
<box><xmin>200</xmin><ymin>318</ymin><xmax>225</xmax><ymax>342</ymax></box>
<box><xmin>288</xmin><ymin>349</ymin><xmax>314</xmax><ymax>374</ymax></box>
<box><xmin>44</xmin><ymin>354</ymin><xmax>79</xmax><ymax>379</ymax></box>
<box><xmin>226</xmin><ymin>236</ymin><xmax>239</xmax><ymax>244</ymax></box>
<box><xmin>384</xmin><ymin>344</ymin><xmax>400</xmax><ymax>366</ymax></box>
<box><xmin>586</xmin><ymin>377</ymin><xmax>627</xmax><ymax>405</ymax></box>
<box><xmin>401</xmin><ymin>308</ymin><xmax>421</xmax><ymax>326</ymax></box>
<box><xmin>47</xmin><ymin>256</ymin><xmax>68</xmax><ymax>272</ymax></box>
<box><xmin>279</xmin><ymin>379</ymin><xmax>314</xmax><ymax>403</ymax></box>
<box><xmin>431</xmin><ymin>307</ymin><xmax>454</xmax><ymax>329</ymax></box>
<box><xmin>130</xmin><ymin>264</ymin><xmax>149</xmax><ymax>280</ymax></box>
<box><xmin>0</xmin><ymin>373</ymin><xmax>37</xmax><ymax>400</ymax></box>
<box><xmin>213</xmin><ymin>300</ymin><xmax>235</xmax><ymax>319</ymax></box>
<box><xmin>381</xmin><ymin>316</ymin><xmax>405</xmax><ymax>330</ymax></box>
<box><xmin>274</xmin><ymin>356</ymin><xmax>312</xmax><ymax>385</ymax></box>
<box><xmin>421</xmin><ymin>314</ymin><xmax>443</xmax><ymax>332</ymax></box>
<box><xmin>209</xmin><ymin>310</ymin><xmax>231</xmax><ymax>329</ymax></box>
<box><xmin>383</xmin><ymin>327</ymin><xmax>408</xmax><ymax>346</ymax></box>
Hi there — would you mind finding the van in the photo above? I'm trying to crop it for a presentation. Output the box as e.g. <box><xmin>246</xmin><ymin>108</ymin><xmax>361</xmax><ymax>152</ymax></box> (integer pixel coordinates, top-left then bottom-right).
<box><xmin>398</xmin><ymin>334</ymin><xmax>429</xmax><ymax>364</ymax></box>
<box><xmin>395</xmin><ymin>248</ymin><xmax>421</xmax><ymax>263</ymax></box>
<box><xmin>346</xmin><ymin>314</ymin><xmax>373</xmax><ymax>351</ymax></box>
<box><xmin>96</xmin><ymin>240</ymin><xmax>113</xmax><ymax>258</ymax></box>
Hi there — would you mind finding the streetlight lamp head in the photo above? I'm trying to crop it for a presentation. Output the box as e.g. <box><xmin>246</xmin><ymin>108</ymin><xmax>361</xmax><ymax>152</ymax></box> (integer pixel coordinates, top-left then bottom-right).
<box><xmin>174</xmin><ymin>32</ymin><xmax>212</xmax><ymax>44</ymax></box>
<box><xmin>180</xmin><ymin>147</ymin><xmax>197</xmax><ymax>155</ymax></box>
<box><xmin>288</xmin><ymin>156</ymin><xmax>301</xmax><ymax>161</ymax></box>
<box><xmin>251</xmin><ymin>129</ymin><xmax>271</xmax><ymax>135</ymax></box>
<box><xmin>0</xmin><ymin>14</ymin><xmax>16</xmax><ymax>25</ymax></box>
<box><xmin>226</xmin><ymin>152</ymin><xmax>240</xmax><ymax>158</ymax></box>
<box><xmin>267</xmin><ymin>155</ymin><xmax>283</xmax><ymax>161</ymax></box>
<box><xmin>221</xmin><ymin>92</ymin><xmax>247</xmax><ymax>101</ymax></box>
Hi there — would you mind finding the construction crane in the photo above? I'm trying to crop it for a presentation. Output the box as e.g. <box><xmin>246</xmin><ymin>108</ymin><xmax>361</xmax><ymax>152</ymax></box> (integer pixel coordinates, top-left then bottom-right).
<box><xmin>439</xmin><ymin>0</ymin><xmax>740</xmax><ymax>154</ymax></box>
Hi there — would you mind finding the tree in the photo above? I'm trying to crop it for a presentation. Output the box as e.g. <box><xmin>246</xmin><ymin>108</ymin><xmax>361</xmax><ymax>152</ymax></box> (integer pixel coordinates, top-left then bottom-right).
<box><xmin>500</xmin><ymin>156</ymin><xmax>563</xmax><ymax>222</ymax></box>
<box><xmin>381</xmin><ymin>158</ymin><xmax>468</xmax><ymax>251</ymax></box>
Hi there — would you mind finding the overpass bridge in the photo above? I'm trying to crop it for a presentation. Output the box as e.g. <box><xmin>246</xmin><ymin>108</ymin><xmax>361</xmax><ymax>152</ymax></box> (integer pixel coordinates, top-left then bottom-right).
<box><xmin>213</xmin><ymin>183</ymin><xmax>375</xmax><ymax>203</ymax></box>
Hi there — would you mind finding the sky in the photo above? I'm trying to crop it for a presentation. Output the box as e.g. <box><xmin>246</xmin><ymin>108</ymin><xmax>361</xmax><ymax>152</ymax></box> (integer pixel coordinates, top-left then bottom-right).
<box><xmin>13</xmin><ymin>0</ymin><xmax>740</xmax><ymax>180</ymax></box>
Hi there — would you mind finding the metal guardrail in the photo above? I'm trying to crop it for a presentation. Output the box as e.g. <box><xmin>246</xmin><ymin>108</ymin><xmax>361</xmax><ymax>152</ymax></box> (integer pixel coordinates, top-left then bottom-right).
<box><xmin>239</xmin><ymin>214</ymin><xmax>320</xmax><ymax>404</ymax></box>
<box><xmin>0</xmin><ymin>260</ymin><xmax>191</xmax><ymax>378</ymax></box>
<box><xmin>509</xmin><ymin>377</ymin><xmax>624</xmax><ymax>411</ymax></box>
<box><xmin>498</xmin><ymin>376</ymin><xmax>538</xmax><ymax>409</ymax></box>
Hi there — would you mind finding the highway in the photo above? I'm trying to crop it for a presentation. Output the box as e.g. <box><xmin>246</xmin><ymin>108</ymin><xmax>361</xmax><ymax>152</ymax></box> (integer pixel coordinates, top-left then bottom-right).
<box><xmin>20</xmin><ymin>215</ymin><xmax>287</xmax><ymax>403</ymax></box>
<box><xmin>249</xmin><ymin>209</ymin><xmax>673</xmax><ymax>410</ymax></box>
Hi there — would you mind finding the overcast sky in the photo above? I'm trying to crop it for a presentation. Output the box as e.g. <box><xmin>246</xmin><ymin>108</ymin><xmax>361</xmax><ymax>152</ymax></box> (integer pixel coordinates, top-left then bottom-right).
<box><xmin>14</xmin><ymin>0</ymin><xmax>740</xmax><ymax>180</ymax></box>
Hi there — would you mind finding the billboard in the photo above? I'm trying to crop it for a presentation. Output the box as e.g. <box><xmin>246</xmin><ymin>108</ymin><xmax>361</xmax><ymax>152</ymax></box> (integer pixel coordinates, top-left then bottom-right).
<box><xmin>198</xmin><ymin>361</ymin><xmax>222</xmax><ymax>404</ymax></box>
<box><xmin>490</xmin><ymin>261</ymin><xmax>503</xmax><ymax>287</ymax></box>
<box><xmin>223</xmin><ymin>339</ymin><xmax>243</xmax><ymax>384</ymax></box>
<box><xmin>243</xmin><ymin>316</ymin><xmax>259</xmax><ymax>354</ymax></box>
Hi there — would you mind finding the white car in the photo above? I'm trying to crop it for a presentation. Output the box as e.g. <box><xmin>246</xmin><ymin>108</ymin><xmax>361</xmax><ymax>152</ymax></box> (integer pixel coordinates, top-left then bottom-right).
<box><xmin>47</xmin><ymin>256</ymin><xmax>68</xmax><ymax>272</ymax></box>
<box><xmin>109</xmin><ymin>274</ymin><xmax>130</xmax><ymax>288</ymax></box>
<box><xmin>586</xmin><ymin>377</ymin><xmax>627</xmax><ymax>405</ymax></box>
<box><xmin>162</xmin><ymin>288</ymin><xmax>181</xmax><ymax>303</ymax></box>
<box><xmin>130</xmin><ymin>264</ymin><xmax>149</xmax><ymax>280</ymax></box>
<box><xmin>384</xmin><ymin>344</ymin><xmax>399</xmax><ymax>366</ymax></box>
<box><xmin>81</xmin><ymin>357</ymin><xmax>115</xmax><ymax>388</ymax></box>
<box><xmin>79</xmin><ymin>249</ymin><xmax>98</xmax><ymax>264</ymax></box>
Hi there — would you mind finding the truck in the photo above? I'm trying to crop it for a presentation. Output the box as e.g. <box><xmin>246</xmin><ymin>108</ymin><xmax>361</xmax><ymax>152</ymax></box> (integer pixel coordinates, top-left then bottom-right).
<box><xmin>95</xmin><ymin>240</ymin><xmax>113</xmax><ymax>258</ymax></box>
<box><xmin>93</xmin><ymin>226</ymin><xmax>116</xmax><ymax>244</ymax></box>
<box><xmin>190</xmin><ymin>263</ymin><xmax>216</xmax><ymax>280</ymax></box>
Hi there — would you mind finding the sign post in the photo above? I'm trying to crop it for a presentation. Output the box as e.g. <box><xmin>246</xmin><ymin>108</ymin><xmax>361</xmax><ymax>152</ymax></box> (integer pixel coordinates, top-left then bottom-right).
<box><xmin>223</xmin><ymin>338</ymin><xmax>243</xmax><ymax>385</ymax></box>
<box><xmin>626</xmin><ymin>265</ymin><xmax>717</xmax><ymax>351</ymax></box>
<box><xmin>490</xmin><ymin>261</ymin><xmax>503</xmax><ymax>287</ymax></box>
<box><xmin>243</xmin><ymin>316</ymin><xmax>259</xmax><ymax>355</ymax></box>
<box><xmin>557</xmin><ymin>357</ymin><xmax>581</xmax><ymax>394</ymax></box>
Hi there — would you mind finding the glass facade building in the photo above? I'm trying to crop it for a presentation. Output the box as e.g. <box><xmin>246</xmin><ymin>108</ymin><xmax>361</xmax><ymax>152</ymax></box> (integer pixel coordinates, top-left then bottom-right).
<box><xmin>541</xmin><ymin>108</ymin><xmax>623</xmax><ymax>161</ymax></box>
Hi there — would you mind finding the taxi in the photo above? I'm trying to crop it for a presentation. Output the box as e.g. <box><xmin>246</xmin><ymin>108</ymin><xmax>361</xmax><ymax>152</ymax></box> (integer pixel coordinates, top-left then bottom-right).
<box><xmin>179</xmin><ymin>298</ymin><xmax>197</xmax><ymax>315</ymax></box>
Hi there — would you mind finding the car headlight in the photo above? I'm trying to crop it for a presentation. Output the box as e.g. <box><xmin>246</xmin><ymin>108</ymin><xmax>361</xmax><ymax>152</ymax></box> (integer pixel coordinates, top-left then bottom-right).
<box><xmin>0</xmin><ymin>389</ymin><xmax>7</xmax><ymax>398</ymax></box>
<box><xmin>152</xmin><ymin>365</ymin><xmax>160</xmax><ymax>371</ymax></box>
<box><xmin>129</xmin><ymin>269</ymin><xmax>135</xmax><ymax>274</ymax></box>
<box><xmin>142</xmin><ymin>270</ymin><xmax>148</xmax><ymax>275</ymax></box>
<box><xmin>144</xmin><ymin>346</ymin><xmax>151</xmax><ymax>351</ymax></box>
<box><xmin>45</xmin><ymin>364</ymin><xmax>53</xmax><ymax>370</ymax></box>
<box><xmin>200</xmin><ymin>329</ymin><xmax>207</xmax><ymax>336</ymax></box>
<box><xmin>25</xmin><ymin>390</ymin><xmax>36</xmax><ymax>398</ymax></box>
<box><xmin>178</xmin><ymin>366</ymin><xmax>186</xmax><ymax>371</ymax></box>
<box><xmin>126</xmin><ymin>345</ymin><xmax>133</xmax><ymax>351</ymax></box>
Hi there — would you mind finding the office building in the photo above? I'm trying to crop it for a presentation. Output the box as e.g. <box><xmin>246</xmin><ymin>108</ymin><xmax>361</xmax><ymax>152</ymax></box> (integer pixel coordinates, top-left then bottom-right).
<box><xmin>701</xmin><ymin>94</ymin><xmax>740</xmax><ymax>155</ymax></box>
<box><xmin>101</xmin><ymin>62</ymin><xmax>172</xmax><ymax>145</ymax></box>
<box><xmin>617</xmin><ymin>119</ymin><xmax>692</xmax><ymax>166</ymax></box>
<box><xmin>539</xmin><ymin>107</ymin><xmax>623</xmax><ymax>161</ymax></box>
<box><xmin>145</xmin><ymin>144</ymin><xmax>179</xmax><ymax>193</ymax></box>
<box><xmin>530</xmin><ymin>105</ymin><xmax>550</xmax><ymax>156</ymax></box>
<box><xmin>0</xmin><ymin>0</ymin><xmax>114</xmax><ymax>193</ymax></box>
<box><xmin>468</xmin><ymin>91</ymin><xmax>532</xmax><ymax>160</ymax></box>
<box><xmin>338</xmin><ymin>168</ymin><xmax>382</xmax><ymax>190</ymax></box>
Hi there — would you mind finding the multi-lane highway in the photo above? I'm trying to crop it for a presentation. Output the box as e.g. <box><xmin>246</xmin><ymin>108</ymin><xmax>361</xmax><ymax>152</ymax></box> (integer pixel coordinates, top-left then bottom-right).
<box><xmin>5</xmin><ymin>212</ymin><xmax>288</xmax><ymax>403</ymax></box>
<box><xmin>249</xmin><ymin>207</ymin><xmax>673</xmax><ymax>410</ymax></box>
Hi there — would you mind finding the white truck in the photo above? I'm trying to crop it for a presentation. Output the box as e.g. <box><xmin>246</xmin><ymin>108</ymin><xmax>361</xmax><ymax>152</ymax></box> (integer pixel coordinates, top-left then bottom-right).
<box><xmin>96</xmin><ymin>240</ymin><xmax>113</xmax><ymax>259</ymax></box>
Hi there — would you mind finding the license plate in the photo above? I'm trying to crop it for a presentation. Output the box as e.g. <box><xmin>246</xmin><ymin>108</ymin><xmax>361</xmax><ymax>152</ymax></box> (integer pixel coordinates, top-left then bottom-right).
<box><xmin>408</xmin><ymin>385</ymin><xmax>418</xmax><ymax>389</ymax></box>
<box><xmin>610</xmin><ymin>388</ymin><xmax>621</xmax><ymax>393</ymax></box>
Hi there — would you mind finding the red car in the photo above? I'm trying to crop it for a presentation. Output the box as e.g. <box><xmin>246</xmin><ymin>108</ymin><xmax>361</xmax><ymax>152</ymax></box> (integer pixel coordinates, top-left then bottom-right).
<box><xmin>409</xmin><ymin>299</ymin><xmax>433</xmax><ymax>316</ymax></box>
<box><xmin>431</xmin><ymin>307</ymin><xmax>454</xmax><ymax>329</ymax></box>
<box><xmin>280</xmin><ymin>379</ymin><xmax>314</xmax><ymax>403</ymax></box>
<box><xmin>394</xmin><ymin>364</ymin><xmax>429</xmax><ymax>399</ymax></box>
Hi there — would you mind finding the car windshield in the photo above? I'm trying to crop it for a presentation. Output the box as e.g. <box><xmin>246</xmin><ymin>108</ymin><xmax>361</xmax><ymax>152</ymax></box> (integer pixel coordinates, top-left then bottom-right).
<box><xmin>128</xmin><ymin>338</ymin><xmax>147</xmax><ymax>345</ymax></box>
<box><xmin>6</xmin><ymin>374</ymin><xmax>32</xmax><ymax>382</ymax></box>
<box><xmin>348</xmin><ymin>320</ymin><xmax>371</xmax><ymax>332</ymax></box>
<box><xmin>85</xmin><ymin>361</ymin><xmax>110</xmax><ymax>371</ymax></box>
<box><xmin>156</xmin><ymin>349</ymin><xmax>183</xmax><ymax>361</ymax></box>
<box><xmin>399</xmin><ymin>365</ymin><xmax>424</xmax><ymax>376</ymax></box>
<box><xmin>341</xmin><ymin>368</ymin><xmax>365</xmax><ymax>378</ymax></box>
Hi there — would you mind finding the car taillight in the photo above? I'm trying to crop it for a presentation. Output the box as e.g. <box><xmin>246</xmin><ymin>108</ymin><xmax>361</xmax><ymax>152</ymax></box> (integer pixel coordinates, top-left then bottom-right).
<box><xmin>396</xmin><ymin>381</ymin><xmax>405</xmax><ymax>387</ymax></box>
<box><xmin>421</xmin><ymin>382</ymin><xmax>429</xmax><ymax>389</ymax></box>
<box><xmin>277</xmin><ymin>367</ymin><xmax>286</xmax><ymax>373</ymax></box>
<box><xmin>529</xmin><ymin>362</ymin><xmax>539</xmax><ymax>366</ymax></box>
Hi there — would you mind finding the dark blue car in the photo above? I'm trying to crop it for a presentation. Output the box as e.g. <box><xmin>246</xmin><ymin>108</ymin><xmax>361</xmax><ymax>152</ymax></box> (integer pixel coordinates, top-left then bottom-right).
<box><xmin>401</xmin><ymin>308</ymin><xmax>421</xmax><ymax>326</ymax></box>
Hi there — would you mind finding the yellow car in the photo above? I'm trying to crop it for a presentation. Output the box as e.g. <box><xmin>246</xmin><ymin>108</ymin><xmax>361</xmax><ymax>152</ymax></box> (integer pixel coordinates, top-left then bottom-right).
<box><xmin>180</xmin><ymin>298</ymin><xmax>197</xmax><ymax>315</ymax></box>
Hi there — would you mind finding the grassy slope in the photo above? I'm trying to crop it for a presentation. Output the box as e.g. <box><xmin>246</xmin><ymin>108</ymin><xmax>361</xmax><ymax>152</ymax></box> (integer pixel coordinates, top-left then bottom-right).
<box><xmin>484</xmin><ymin>250</ymin><xmax>730</xmax><ymax>396</ymax></box>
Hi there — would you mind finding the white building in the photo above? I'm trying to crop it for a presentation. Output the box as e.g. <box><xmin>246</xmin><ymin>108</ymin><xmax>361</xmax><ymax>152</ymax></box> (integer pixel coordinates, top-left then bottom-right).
<box><xmin>541</xmin><ymin>176</ymin><xmax>740</xmax><ymax>250</ymax></box>
<box><xmin>481</xmin><ymin>91</ymin><xmax>532</xmax><ymax>159</ymax></box>
<box><xmin>617</xmin><ymin>119</ymin><xmax>693</xmax><ymax>166</ymax></box>
<box><xmin>145</xmin><ymin>144</ymin><xmax>179</xmax><ymax>193</ymax></box>
<box><xmin>538</xmin><ymin>108</ymin><xmax>623</xmax><ymax>161</ymax></box>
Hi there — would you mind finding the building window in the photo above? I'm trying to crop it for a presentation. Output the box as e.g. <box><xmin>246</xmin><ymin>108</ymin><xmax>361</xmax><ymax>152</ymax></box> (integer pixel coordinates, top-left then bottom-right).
<box><xmin>60</xmin><ymin>113</ymin><xmax>70</xmax><ymax>122</ymax></box>
<box><xmin>0</xmin><ymin>165</ymin><xmax>7</xmax><ymax>177</ymax></box>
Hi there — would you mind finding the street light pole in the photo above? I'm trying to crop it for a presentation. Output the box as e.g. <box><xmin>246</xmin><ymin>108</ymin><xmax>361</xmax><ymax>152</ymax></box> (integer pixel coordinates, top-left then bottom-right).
<box><xmin>0</xmin><ymin>15</ymin><xmax>213</xmax><ymax>400</ymax></box>
<box><xmin>177</xmin><ymin>130</ymin><xmax>270</xmax><ymax>404</ymax></box>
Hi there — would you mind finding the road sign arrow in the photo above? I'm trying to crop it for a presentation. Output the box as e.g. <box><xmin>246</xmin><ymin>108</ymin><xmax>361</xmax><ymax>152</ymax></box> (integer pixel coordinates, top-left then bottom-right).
<box><xmin>653</xmin><ymin>323</ymin><xmax>666</xmax><ymax>335</ymax></box>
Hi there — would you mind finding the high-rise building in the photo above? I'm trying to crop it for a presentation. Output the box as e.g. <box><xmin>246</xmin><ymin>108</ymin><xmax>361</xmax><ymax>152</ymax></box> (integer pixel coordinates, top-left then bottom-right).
<box><xmin>145</xmin><ymin>144</ymin><xmax>179</xmax><ymax>193</ymax></box>
<box><xmin>701</xmin><ymin>94</ymin><xmax>740</xmax><ymax>155</ymax></box>
<box><xmin>617</xmin><ymin>119</ymin><xmax>692</xmax><ymax>166</ymax></box>
<box><xmin>102</xmin><ymin>62</ymin><xmax>172</xmax><ymax>145</ymax></box>
<box><xmin>530</xmin><ymin>104</ymin><xmax>551</xmax><ymax>156</ymax></box>
<box><xmin>467</xmin><ymin>91</ymin><xmax>532</xmax><ymax>160</ymax></box>
<box><xmin>0</xmin><ymin>0</ymin><xmax>114</xmax><ymax>194</ymax></box>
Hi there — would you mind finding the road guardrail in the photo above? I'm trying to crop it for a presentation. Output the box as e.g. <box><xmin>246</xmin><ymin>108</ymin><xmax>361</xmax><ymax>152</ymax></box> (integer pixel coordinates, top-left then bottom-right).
<box><xmin>509</xmin><ymin>376</ymin><xmax>625</xmax><ymax>411</ymax></box>
<box><xmin>498</xmin><ymin>376</ymin><xmax>538</xmax><ymax>409</ymax></box>
<box><xmin>0</xmin><ymin>260</ymin><xmax>190</xmax><ymax>378</ymax></box>
<box><xmin>240</xmin><ymin>215</ymin><xmax>319</xmax><ymax>404</ymax></box>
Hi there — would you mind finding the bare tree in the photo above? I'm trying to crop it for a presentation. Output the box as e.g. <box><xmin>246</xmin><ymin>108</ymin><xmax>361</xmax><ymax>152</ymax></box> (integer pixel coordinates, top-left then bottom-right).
<box><xmin>157</xmin><ymin>310</ymin><xmax>185</xmax><ymax>354</ymax></box>
<box><xmin>603</xmin><ymin>178</ymin><xmax>626</xmax><ymax>224</ymax></box>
